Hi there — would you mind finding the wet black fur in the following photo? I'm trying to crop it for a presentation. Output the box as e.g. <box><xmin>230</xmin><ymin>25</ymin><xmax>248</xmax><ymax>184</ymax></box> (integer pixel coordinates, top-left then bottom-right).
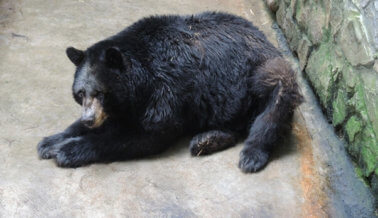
<box><xmin>38</xmin><ymin>12</ymin><xmax>303</xmax><ymax>172</ymax></box>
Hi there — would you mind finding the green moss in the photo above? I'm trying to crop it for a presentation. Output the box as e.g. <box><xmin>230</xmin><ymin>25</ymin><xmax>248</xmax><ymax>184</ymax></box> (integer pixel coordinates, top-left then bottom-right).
<box><xmin>360</xmin><ymin>127</ymin><xmax>378</xmax><ymax>177</ymax></box>
<box><xmin>359</xmin><ymin>69</ymin><xmax>378</xmax><ymax>140</ymax></box>
<box><xmin>362</xmin><ymin>127</ymin><xmax>378</xmax><ymax>153</ymax></box>
<box><xmin>344</xmin><ymin>79</ymin><xmax>378</xmax><ymax>179</ymax></box>
<box><xmin>274</xmin><ymin>0</ymin><xmax>378</xmax><ymax>191</ymax></box>
<box><xmin>347</xmin><ymin>141</ymin><xmax>360</xmax><ymax>159</ymax></box>
<box><xmin>332</xmin><ymin>89</ymin><xmax>347</xmax><ymax>126</ymax></box>
<box><xmin>360</xmin><ymin>146</ymin><xmax>376</xmax><ymax>177</ymax></box>
<box><xmin>350</xmin><ymin>83</ymin><xmax>369</xmax><ymax>122</ymax></box>
<box><xmin>341</xmin><ymin>64</ymin><xmax>358</xmax><ymax>93</ymax></box>
<box><xmin>305</xmin><ymin>42</ymin><xmax>345</xmax><ymax>108</ymax></box>
<box><xmin>355</xmin><ymin>166</ymin><xmax>364</xmax><ymax>177</ymax></box>
<box><xmin>355</xmin><ymin>166</ymin><xmax>370</xmax><ymax>186</ymax></box>
<box><xmin>345</xmin><ymin>116</ymin><xmax>362</xmax><ymax>142</ymax></box>
<box><xmin>305</xmin><ymin>43</ymin><xmax>332</xmax><ymax>106</ymax></box>
<box><xmin>295</xmin><ymin>0</ymin><xmax>301</xmax><ymax>19</ymax></box>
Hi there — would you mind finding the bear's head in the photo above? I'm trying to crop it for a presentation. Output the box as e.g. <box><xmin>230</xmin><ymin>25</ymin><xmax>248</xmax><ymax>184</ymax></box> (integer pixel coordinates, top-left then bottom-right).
<box><xmin>66</xmin><ymin>45</ymin><xmax>137</xmax><ymax>128</ymax></box>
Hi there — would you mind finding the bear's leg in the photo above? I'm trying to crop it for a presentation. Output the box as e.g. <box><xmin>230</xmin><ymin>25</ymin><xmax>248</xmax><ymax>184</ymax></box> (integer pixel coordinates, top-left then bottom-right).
<box><xmin>189</xmin><ymin>130</ymin><xmax>237</xmax><ymax>156</ymax></box>
<box><xmin>52</xmin><ymin>130</ymin><xmax>175</xmax><ymax>168</ymax></box>
<box><xmin>38</xmin><ymin>119</ymin><xmax>90</xmax><ymax>159</ymax></box>
<box><xmin>238</xmin><ymin>58</ymin><xmax>302</xmax><ymax>173</ymax></box>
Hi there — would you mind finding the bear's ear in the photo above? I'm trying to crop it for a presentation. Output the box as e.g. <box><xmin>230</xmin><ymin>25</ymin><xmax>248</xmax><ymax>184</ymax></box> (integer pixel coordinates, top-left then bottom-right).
<box><xmin>66</xmin><ymin>47</ymin><xmax>84</xmax><ymax>66</ymax></box>
<box><xmin>105</xmin><ymin>47</ymin><xmax>126</xmax><ymax>69</ymax></box>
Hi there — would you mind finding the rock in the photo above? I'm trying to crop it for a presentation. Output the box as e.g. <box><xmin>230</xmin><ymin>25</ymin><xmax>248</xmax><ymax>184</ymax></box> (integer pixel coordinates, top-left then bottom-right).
<box><xmin>295</xmin><ymin>0</ymin><xmax>307</xmax><ymax>29</ymax></box>
<box><xmin>307</xmin><ymin>6</ymin><xmax>327</xmax><ymax>45</ymax></box>
<box><xmin>359</xmin><ymin>69</ymin><xmax>378</xmax><ymax>138</ymax></box>
<box><xmin>276</xmin><ymin>0</ymin><xmax>287</xmax><ymax>29</ymax></box>
<box><xmin>345</xmin><ymin>116</ymin><xmax>362</xmax><ymax>142</ymax></box>
<box><xmin>349</xmin><ymin>83</ymin><xmax>370</xmax><ymax>122</ymax></box>
<box><xmin>346</xmin><ymin>71</ymin><xmax>378</xmax><ymax>178</ymax></box>
<box><xmin>361</xmin><ymin>127</ymin><xmax>378</xmax><ymax>157</ymax></box>
<box><xmin>372</xmin><ymin>173</ymin><xmax>378</xmax><ymax>204</ymax></box>
<box><xmin>305</xmin><ymin>42</ymin><xmax>344</xmax><ymax>107</ymax></box>
<box><xmin>274</xmin><ymin>0</ymin><xmax>377</xmax><ymax>194</ymax></box>
<box><xmin>360</xmin><ymin>143</ymin><xmax>376</xmax><ymax>177</ymax></box>
<box><xmin>276</xmin><ymin>2</ymin><xmax>287</xmax><ymax>22</ymax></box>
<box><xmin>265</xmin><ymin>0</ymin><xmax>278</xmax><ymax>12</ymax></box>
<box><xmin>341</xmin><ymin>64</ymin><xmax>358</xmax><ymax>93</ymax></box>
<box><xmin>324</xmin><ymin>0</ymin><xmax>332</xmax><ymax>34</ymax></box>
<box><xmin>297</xmin><ymin>35</ymin><xmax>312</xmax><ymax>70</ymax></box>
<box><xmin>295</xmin><ymin>1</ymin><xmax>328</xmax><ymax>45</ymax></box>
<box><xmin>332</xmin><ymin>89</ymin><xmax>347</xmax><ymax>126</ymax></box>
<box><xmin>305</xmin><ymin>44</ymin><xmax>333</xmax><ymax>107</ymax></box>
<box><xmin>276</xmin><ymin>1</ymin><xmax>301</xmax><ymax>52</ymax></box>
<box><xmin>329</xmin><ymin>0</ymin><xmax>344</xmax><ymax>36</ymax></box>
<box><xmin>337</xmin><ymin>15</ymin><xmax>374</xmax><ymax>66</ymax></box>
<box><xmin>289</xmin><ymin>0</ymin><xmax>297</xmax><ymax>18</ymax></box>
<box><xmin>360</xmin><ymin>0</ymin><xmax>378</xmax><ymax>51</ymax></box>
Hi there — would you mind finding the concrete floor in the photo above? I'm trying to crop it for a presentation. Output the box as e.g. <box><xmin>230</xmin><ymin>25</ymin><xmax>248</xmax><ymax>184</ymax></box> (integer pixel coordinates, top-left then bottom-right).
<box><xmin>0</xmin><ymin>0</ymin><xmax>375</xmax><ymax>217</ymax></box>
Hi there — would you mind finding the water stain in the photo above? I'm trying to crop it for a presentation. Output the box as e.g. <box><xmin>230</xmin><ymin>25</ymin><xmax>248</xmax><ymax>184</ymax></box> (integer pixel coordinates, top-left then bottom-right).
<box><xmin>293</xmin><ymin>122</ymin><xmax>328</xmax><ymax>217</ymax></box>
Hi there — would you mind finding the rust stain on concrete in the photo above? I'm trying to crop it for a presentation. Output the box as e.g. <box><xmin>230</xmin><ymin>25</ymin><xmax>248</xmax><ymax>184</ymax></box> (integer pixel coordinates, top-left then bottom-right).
<box><xmin>293</xmin><ymin>122</ymin><xmax>328</xmax><ymax>217</ymax></box>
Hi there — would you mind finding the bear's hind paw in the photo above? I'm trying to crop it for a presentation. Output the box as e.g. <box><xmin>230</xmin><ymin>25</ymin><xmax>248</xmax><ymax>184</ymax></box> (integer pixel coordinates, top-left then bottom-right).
<box><xmin>238</xmin><ymin>148</ymin><xmax>269</xmax><ymax>173</ymax></box>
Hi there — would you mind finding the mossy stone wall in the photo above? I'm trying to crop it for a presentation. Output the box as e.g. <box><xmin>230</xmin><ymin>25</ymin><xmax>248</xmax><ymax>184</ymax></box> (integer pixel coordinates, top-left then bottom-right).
<box><xmin>266</xmin><ymin>0</ymin><xmax>377</xmax><ymax>195</ymax></box>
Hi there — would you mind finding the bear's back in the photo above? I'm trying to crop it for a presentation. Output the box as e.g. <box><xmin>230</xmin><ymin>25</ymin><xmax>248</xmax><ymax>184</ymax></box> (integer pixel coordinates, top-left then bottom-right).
<box><xmin>87</xmin><ymin>12</ymin><xmax>282</xmax><ymax>132</ymax></box>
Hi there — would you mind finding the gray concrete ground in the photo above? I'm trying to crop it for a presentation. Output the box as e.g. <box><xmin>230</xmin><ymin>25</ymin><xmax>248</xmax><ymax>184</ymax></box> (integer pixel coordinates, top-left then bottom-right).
<box><xmin>0</xmin><ymin>0</ymin><xmax>375</xmax><ymax>217</ymax></box>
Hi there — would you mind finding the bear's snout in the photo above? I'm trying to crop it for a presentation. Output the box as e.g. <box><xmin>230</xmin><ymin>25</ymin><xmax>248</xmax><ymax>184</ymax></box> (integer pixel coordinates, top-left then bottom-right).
<box><xmin>81</xmin><ymin>114</ymin><xmax>95</xmax><ymax>127</ymax></box>
<box><xmin>81</xmin><ymin>97</ymin><xmax>108</xmax><ymax>128</ymax></box>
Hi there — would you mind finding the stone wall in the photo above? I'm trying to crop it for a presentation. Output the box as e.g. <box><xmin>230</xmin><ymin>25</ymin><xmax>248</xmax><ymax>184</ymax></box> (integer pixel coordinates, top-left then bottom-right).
<box><xmin>266</xmin><ymin>0</ymin><xmax>377</xmax><ymax>193</ymax></box>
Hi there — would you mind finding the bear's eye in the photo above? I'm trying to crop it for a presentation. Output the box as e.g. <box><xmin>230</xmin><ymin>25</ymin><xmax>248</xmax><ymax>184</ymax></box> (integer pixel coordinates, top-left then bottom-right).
<box><xmin>78</xmin><ymin>91</ymin><xmax>84</xmax><ymax>98</ymax></box>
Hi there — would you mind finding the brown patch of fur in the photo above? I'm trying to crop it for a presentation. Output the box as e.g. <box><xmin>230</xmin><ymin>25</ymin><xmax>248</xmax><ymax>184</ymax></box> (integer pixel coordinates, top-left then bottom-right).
<box><xmin>255</xmin><ymin>57</ymin><xmax>303</xmax><ymax>108</ymax></box>
<box><xmin>91</xmin><ymin>98</ymin><xmax>108</xmax><ymax>128</ymax></box>
<box><xmin>82</xmin><ymin>97</ymin><xmax>108</xmax><ymax>128</ymax></box>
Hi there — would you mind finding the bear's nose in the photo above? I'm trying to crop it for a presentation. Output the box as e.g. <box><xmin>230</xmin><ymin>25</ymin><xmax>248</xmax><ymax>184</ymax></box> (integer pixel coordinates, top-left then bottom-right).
<box><xmin>81</xmin><ymin>116</ymin><xmax>95</xmax><ymax>127</ymax></box>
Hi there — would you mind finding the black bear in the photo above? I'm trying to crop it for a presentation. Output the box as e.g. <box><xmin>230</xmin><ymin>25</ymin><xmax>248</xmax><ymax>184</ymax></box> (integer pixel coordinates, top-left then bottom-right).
<box><xmin>38</xmin><ymin>12</ymin><xmax>303</xmax><ymax>172</ymax></box>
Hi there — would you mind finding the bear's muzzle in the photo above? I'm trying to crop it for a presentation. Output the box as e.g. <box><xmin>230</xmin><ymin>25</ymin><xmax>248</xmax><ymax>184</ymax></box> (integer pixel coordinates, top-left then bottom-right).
<box><xmin>81</xmin><ymin>97</ymin><xmax>108</xmax><ymax>128</ymax></box>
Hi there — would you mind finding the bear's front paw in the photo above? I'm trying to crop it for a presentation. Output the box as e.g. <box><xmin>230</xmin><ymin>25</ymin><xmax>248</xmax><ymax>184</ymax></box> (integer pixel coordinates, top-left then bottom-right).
<box><xmin>238</xmin><ymin>148</ymin><xmax>269</xmax><ymax>173</ymax></box>
<box><xmin>56</xmin><ymin>151</ymin><xmax>82</xmax><ymax>168</ymax></box>
<box><xmin>54</xmin><ymin>139</ymin><xmax>95</xmax><ymax>168</ymax></box>
<box><xmin>189</xmin><ymin>134</ymin><xmax>217</xmax><ymax>156</ymax></box>
<box><xmin>37</xmin><ymin>134</ymin><xmax>66</xmax><ymax>159</ymax></box>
